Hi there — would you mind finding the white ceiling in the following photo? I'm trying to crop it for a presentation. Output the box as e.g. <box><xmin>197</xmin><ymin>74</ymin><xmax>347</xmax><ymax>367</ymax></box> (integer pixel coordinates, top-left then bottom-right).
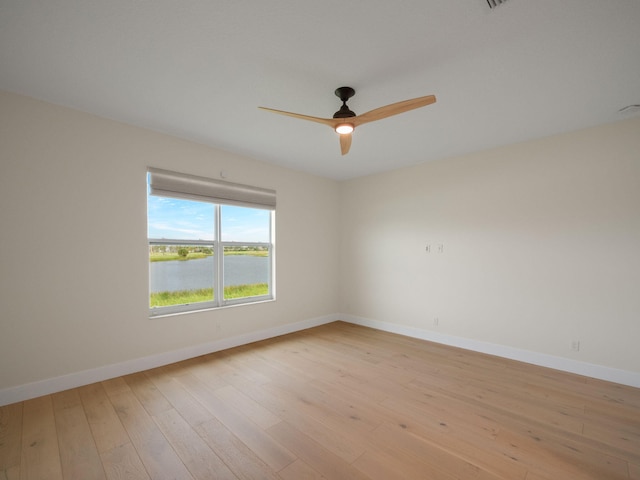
<box><xmin>1</xmin><ymin>0</ymin><xmax>639</xmax><ymax>180</ymax></box>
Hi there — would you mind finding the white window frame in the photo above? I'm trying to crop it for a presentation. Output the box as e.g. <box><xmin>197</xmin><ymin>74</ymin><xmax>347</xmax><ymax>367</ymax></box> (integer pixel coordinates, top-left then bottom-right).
<box><xmin>147</xmin><ymin>168</ymin><xmax>275</xmax><ymax>317</ymax></box>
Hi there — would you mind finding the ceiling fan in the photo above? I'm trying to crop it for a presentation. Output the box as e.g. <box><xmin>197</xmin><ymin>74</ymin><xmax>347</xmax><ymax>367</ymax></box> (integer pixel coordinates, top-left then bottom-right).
<box><xmin>259</xmin><ymin>87</ymin><xmax>437</xmax><ymax>155</ymax></box>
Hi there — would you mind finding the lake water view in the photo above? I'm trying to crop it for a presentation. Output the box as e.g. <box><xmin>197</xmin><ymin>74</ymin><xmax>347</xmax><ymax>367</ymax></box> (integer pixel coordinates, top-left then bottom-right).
<box><xmin>149</xmin><ymin>255</ymin><xmax>269</xmax><ymax>293</ymax></box>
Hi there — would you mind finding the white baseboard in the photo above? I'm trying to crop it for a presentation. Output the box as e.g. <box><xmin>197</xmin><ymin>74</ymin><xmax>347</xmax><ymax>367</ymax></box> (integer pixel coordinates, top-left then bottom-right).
<box><xmin>0</xmin><ymin>314</ymin><xmax>339</xmax><ymax>406</ymax></box>
<box><xmin>340</xmin><ymin>314</ymin><xmax>640</xmax><ymax>388</ymax></box>
<box><xmin>3</xmin><ymin>312</ymin><xmax>637</xmax><ymax>406</ymax></box>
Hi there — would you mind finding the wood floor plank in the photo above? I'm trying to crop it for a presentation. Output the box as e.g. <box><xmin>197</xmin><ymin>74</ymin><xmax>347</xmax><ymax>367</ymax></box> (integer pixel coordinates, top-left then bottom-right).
<box><xmin>2</xmin><ymin>465</ymin><xmax>19</xmax><ymax>480</ymax></box>
<box><xmin>100</xmin><ymin>443</ymin><xmax>149</xmax><ymax>480</ymax></box>
<box><xmin>78</xmin><ymin>383</ymin><xmax>130</xmax><ymax>454</ymax></box>
<box><xmin>265</xmin><ymin>377</ymin><xmax>383</xmax><ymax>436</ymax></box>
<box><xmin>523</xmin><ymin>471</ymin><xmax>559</xmax><ymax>480</ymax></box>
<box><xmin>475</xmin><ymin>393</ymin><xmax>636</xmax><ymax>478</ymax></box>
<box><xmin>380</xmin><ymin>388</ymin><xmax>501</xmax><ymax>445</ymax></box>
<box><xmin>435</xmin><ymin>378</ymin><xmax>586</xmax><ymax>434</ymax></box>
<box><xmin>19</xmin><ymin>396</ymin><xmax>63</xmax><ymax>480</ymax></box>
<box><xmin>216</xmin><ymin>348</ymin><xmax>273</xmax><ymax>386</ymax></box>
<box><xmin>399</xmin><ymin>374</ymin><xmax>632</xmax><ymax>479</ymax></box>
<box><xmin>152</xmin><ymin>408</ymin><xmax>237</xmax><ymax>480</ymax></box>
<box><xmin>188</xmin><ymin>354</ymin><xmax>233</xmax><ymax>391</ymax></box>
<box><xmin>4</xmin><ymin>322</ymin><xmax>640</xmax><ymax>480</ymax></box>
<box><xmin>213</xmin><ymin>384</ymin><xmax>281</xmax><ymax>429</ymax></box>
<box><xmin>195</xmin><ymin>417</ymin><xmax>280</xmax><ymax>480</ymax></box>
<box><xmin>407</xmin><ymin>366</ymin><xmax>640</xmax><ymax>469</ymax></box>
<box><xmin>266</xmin><ymin>421</ymin><xmax>370</xmax><ymax>480</ymax></box>
<box><xmin>277</xmin><ymin>459</ymin><xmax>326</xmax><ymax>480</ymax></box>
<box><xmin>584</xmin><ymin>377</ymin><xmax>640</xmax><ymax>408</ymax></box>
<box><xmin>368</xmin><ymin>422</ymin><xmax>506</xmax><ymax>480</ymax></box>
<box><xmin>0</xmin><ymin>402</ymin><xmax>22</xmax><ymax>473</ymax></box>
<box><xmin>176</xmin><ymin>372</ymin><xmax>295</xmax><ymax>471</ymax></box>
<box><xmin>583</xmin><ymin>418</ymin><xmax>640</xmax><ymax>457</ymax></box>
<box><xmin>496</xmin><ymin>423</ymin><xmax>631</xmax><ymax>480</ymax></box>
<box><xmin>52</xmin><ymin>389</ymin><xmax>106</xmax><ymax>480</ymax></box>
<box><xmin>233</xmin><ymin>380</ymin><xmax>367</xmax><ymax>463</ymax></box>
<box><xmin>106</xmin><ymin>389</ymin><xmax>194</xmax><ymax>480</ymax></box>
<box><xmin>306</xmin><ymin>376</ymin><xmax>397</xmax><ymax>427</ymax></box>
<box><xmin>143</xmin><ymin>367</ymin><xmax>213</xmax><ymax>428</ymax></box>
<box><xmin>100</xmin><ymin>378</ymin><xmax>131</xmax><ymax>398</ymax></box>
<box><xmin>375</xmin><ymin>394</ymin><xmax>528</xmax><ymax>480</ymax></box>
<box><xmin>123</xmin><ymin>372</ymin><xmax>172</xmax><ymax>417</ymax></box>
<box><xmin>299</xmin><ymin>332</ymin><xmax>419</xmax><ymax>384</ymax></box>
<box><xmin>352</xmin><ymin>448</ymin><xmax>456</xmax><ymax>480</ymax></box>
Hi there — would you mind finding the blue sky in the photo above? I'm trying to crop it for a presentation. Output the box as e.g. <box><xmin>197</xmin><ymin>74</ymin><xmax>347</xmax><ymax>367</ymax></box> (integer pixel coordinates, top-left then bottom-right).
<box><xmin>147</xmin><ymin>195</ymin><xmax>270</xmax><ymax>243</ymax></box>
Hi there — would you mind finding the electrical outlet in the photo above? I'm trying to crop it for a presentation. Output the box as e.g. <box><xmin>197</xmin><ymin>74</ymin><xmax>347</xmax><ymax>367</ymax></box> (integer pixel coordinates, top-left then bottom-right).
<box><xmin>437</xmin><ymin>244</ymin><xmax>444</xmax><ymax>253</ymax></box>
<box><xmin>425</xmin><ymin>244</ymin><xmax>431</xmax><ymax>253</ymax></box>
<box><xmin>571</xmin><ymin>340</ymin><xmax>580</xmax><ymax>352</ymax></box>
<box><xmin>433</xmin><ymin>317</ymin><xmax>439</xmax><ymax>326</ymax></box>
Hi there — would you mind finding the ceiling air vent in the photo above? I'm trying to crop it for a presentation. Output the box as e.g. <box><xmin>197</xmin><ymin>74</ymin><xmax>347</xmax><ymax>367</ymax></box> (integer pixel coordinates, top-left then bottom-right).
<box><xmin>487</xmin><ymin>0</ymin><xmax>508</xmax><ymax>8</ymax></box>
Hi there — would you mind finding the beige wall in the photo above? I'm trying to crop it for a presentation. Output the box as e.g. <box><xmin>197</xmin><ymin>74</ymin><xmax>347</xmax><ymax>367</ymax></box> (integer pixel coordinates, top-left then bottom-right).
<box><xmin>2</xmin><ymin>90</ymin><xmax>639</xmax><ymax>396</ymax></box>
<box><xmin>0</xmin><ymin>91</ymin><xmax>340</xmax><ymax>391</ymax></box>
<box><xmin>339</xmin><ymin>116</ymin><xmax>640</xmax><ymax>373</ymax></box>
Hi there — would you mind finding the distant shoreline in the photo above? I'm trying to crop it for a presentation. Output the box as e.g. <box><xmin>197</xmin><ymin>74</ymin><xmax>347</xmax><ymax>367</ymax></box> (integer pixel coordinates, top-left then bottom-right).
<box><xmin>150</xmin><ymin>251</ymin><xmax>268</xmax><ymax>262</ymax></box>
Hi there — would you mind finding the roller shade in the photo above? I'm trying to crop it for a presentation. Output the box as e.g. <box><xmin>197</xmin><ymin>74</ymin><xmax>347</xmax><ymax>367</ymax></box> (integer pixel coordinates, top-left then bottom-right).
<box><xmin>148</xmin><ymin>167</ymin><xmax>276</xmax><ymax>210</ymax></box>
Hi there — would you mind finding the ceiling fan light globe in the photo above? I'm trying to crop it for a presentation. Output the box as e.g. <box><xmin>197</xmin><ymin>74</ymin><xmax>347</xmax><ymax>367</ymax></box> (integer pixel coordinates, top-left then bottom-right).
<box><xmin>335</xmin><ymin>124</ymin><xmax>354</xmax><ymax>134</ymax></box>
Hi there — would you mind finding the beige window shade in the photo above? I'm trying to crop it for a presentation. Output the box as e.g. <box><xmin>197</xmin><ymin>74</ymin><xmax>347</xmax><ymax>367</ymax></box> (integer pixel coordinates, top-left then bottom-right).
<box><xmin>148</xmin><ymin>167</ymin><xmax>276</xmax><ymax>210</ymax></box>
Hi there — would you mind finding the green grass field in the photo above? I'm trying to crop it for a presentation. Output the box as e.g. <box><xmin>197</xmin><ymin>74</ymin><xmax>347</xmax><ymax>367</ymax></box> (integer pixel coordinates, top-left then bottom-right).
<box><xmin>150</xmin><ymin>283</ymin><xmax>268</xmax><ymax>307</ymax></box>
<box><xmin>149</xmin><ymin>252</ymin><xmax>210</xmax><ymax>262</ymax></box>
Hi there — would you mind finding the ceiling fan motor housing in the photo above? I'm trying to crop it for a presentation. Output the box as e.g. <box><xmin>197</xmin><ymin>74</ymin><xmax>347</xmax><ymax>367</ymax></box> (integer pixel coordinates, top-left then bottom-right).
<box><xmin>333</xmin><ymin>105</ymin><xmax>356</xmax><ymax>118</ymax></box>
<box><xmin>333</xmin><ymin>86</ymin><xmax>356</xmax><ymax>118</ymax></box>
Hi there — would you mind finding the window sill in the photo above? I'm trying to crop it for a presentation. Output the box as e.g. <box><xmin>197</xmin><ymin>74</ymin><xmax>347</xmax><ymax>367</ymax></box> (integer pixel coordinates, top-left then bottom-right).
<box><xmin>148</xmin><ymin>297</ymin><xmax>275</xmax><ymax>319</ymax></box>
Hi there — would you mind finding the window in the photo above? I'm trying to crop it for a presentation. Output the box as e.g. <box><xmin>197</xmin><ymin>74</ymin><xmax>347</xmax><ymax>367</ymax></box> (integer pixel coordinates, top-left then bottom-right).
<box><xmin>147</xmin><ymin>168</ymin><xmax>275</xmax><ymax>316</ymax></box>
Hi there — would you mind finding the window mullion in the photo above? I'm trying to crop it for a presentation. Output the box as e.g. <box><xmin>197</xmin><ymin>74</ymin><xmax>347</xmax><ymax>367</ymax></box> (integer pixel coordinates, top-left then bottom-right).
<box><xmin>214</xmin><ymin>204</ymin><xmax>223</xmax><ymax>306</ymax></box>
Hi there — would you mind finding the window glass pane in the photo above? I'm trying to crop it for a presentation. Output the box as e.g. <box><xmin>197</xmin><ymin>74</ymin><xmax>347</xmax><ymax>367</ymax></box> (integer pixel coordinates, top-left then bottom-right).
<box><xmin>223</xmin><ymin>246</ymin><xmax>270</xmax><ymax>300</ymax></box>
<box><xmin>149</xmin><ymin>245</ymin><xmax>215</xmax><ymax>307</ymax></box>
<box><xmin>147</xmin><ymin>173</ymin><xmax>274</xmax><ymax>314</ymax></box>
<box><xmin>221</xmin><ymin>205</ymin><xmax>270</xmax><ymax>243</ymax></box>
<box><xmin>148</xmin><ymin>195</ymin><xmax>215</xmax><ymax>241</ymax></box>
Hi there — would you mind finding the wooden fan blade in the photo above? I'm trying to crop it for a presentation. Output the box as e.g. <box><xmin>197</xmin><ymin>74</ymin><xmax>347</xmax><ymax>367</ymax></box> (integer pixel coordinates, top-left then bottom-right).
<box><xmin>353</xmin><ymin>95</ymin><xmax>436</xmax><ymax>127</ymax></box>
<box><xmin>258</xmin><ymin>107</ymin><xmax>338</xmax><ymax>128</ymax></box>
<box><xmin>339</xmin><ymin>133</ymin><xmax>352</xmax><ymax>155</ymax></box>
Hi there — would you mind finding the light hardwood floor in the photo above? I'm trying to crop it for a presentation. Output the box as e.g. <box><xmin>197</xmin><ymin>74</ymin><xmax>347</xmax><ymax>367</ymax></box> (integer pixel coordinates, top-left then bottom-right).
<box><xmin>1</xmin><ymin>321</ymin><xmax>639</xmax><ymax>479</ymax></box>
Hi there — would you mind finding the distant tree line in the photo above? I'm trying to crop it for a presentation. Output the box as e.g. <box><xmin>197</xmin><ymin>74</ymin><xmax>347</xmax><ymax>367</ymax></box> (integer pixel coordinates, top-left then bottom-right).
<box><xmin>149</xmin><ymin>245</ymin><xmax>268</xmax><ymax>257</ymax></box>
<box><xmin>149</xmin><ymin>245</ymin><xmax>213</xmax><ymax>256</ymax></box>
